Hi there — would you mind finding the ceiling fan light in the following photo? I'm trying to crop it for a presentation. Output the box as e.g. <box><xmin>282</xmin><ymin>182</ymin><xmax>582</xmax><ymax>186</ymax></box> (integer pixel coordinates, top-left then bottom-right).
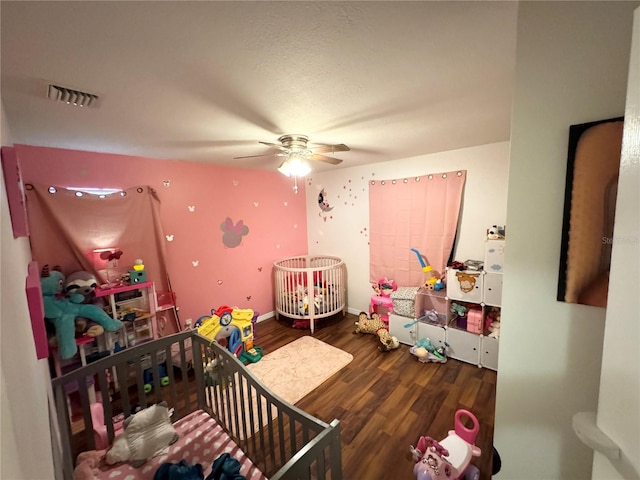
<box><xmin>277</xmin><ymin>160</ymin><xmax>292</xmax><ymax>177</ymax></box>
<box><xmin>278</xmin><ymin>155</ymin><xmax>312</xmax><ymax>178</ymax></box>
<box><xmin>287</xmin><ymin>156</ymin><xmax>312</xmax><ymax>177</ymax></box>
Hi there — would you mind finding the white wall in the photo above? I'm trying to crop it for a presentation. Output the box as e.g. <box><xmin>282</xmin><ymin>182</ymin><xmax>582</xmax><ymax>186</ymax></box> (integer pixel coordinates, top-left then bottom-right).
<box><xmin>306</xmin><ymin>141</ymin><xmax>509</xmax><ymax>313</ymax></box>
<box><xmin>495</xmin><ymin>2</ymin><xmax>638</xmax><ymax>479</ymax></box>
<box><xmin>1</xmin><ymin>102</ymin><xmax>56</xmax><ymax>479</ymax></box>
<box><xmin>593</xmin><ymin>7</ymin><xmax>640</xmax><ymax>479</ymax></box>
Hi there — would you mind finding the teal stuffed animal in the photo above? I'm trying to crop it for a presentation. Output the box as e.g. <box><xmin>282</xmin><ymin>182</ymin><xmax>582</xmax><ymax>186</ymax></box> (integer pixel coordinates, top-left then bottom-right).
<box><xmin>41</xmin><ymin>264</ymin><xmax>123</xmax><ymax>359</ymax></box>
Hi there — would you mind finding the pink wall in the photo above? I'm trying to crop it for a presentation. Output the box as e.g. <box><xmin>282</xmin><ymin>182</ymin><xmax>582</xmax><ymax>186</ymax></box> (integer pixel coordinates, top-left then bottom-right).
<box><xmin>16</xmin><ymin>145</ymin><xmax>308</xmax><ymax>326</ymax></box>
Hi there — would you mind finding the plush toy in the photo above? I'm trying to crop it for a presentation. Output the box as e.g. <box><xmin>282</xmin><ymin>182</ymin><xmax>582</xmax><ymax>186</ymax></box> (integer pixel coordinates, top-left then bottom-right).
<box><xmin>410</xmin><ymin>338</ymin><xmax>447</xmax><ymax>363</ymax></box>
<box><xmin>73</xmin><ymin>449</ymin><xmax>107</xmax><ymax>480</ymax></box>
<box><xmin>450</xmin><ymin>302</ymin><xmax>468</xmax><ymax>318</ymax></box>
<box><xmin>64</xmin><ymin>270</ymin><xmax>106</xmax><ymax>338</ymax></box>
<box><xmin>354</xmin><ymin>311</ymin><xmax>399</xmax><ymax>352</ymax></box>
<box><xmin>487</xmin><ymin>225</ymin><xmax>506</xmax><ymax>240</ymax></box>
<box><xmin>41</xmin><ymin>265</ymin><xmax>123</xmax><ymax>359</ymax></box>
<box><xmin>488</xmin><ymin>320</ymin><xmax>501</xmax><ymax>339</ymax></box>
<box><xmin>105</xmin><ymin>402</ymin><xmax>178</xmax><ymax>467</ymax></box>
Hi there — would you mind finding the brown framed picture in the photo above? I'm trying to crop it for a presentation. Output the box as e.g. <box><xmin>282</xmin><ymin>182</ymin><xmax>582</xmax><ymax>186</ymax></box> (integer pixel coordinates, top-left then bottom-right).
<box><xmin>557</xmin><ymin>117</ymin><xmax>624</xmax><ymax>308</ymax></box>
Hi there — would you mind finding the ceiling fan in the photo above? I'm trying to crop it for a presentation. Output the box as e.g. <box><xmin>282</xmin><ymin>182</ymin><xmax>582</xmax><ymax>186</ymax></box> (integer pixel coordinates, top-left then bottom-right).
<box><xmin>234</xmin><ymin>134</ymin><xmax>350</xmax><ymax>166</ymax></box>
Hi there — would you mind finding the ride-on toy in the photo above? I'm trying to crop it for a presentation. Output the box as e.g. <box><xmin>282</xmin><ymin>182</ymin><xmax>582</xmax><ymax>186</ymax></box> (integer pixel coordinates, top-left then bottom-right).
<box><xmin>410</xmin><ymin>409</ymin><xmax>482</xmax><ymax>480</ymax></box>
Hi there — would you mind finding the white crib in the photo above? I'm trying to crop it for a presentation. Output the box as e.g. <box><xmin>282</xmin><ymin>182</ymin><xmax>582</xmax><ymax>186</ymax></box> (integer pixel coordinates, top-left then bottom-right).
<box><xmin>274</xmin><ymin>255</ymin><xmax>347</xmax><ymax>333</ymax></box>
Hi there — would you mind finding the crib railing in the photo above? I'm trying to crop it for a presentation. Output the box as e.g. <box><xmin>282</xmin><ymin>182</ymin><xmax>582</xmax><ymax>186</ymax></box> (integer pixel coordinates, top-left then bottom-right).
<box><xmin>193</xmin><ymin>334</ymin><xmax>343</xmax><ymax>479</ymax></box>
<box><xmin>50</xmin><ymin>331</ymin><xmax>343</xmax><ymax>480</ymax></box>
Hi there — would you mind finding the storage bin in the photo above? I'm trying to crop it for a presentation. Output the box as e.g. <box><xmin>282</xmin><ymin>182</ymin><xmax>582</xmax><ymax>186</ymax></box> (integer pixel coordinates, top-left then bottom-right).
<box><xmin>446</xmin><ymin>268</ymin><xmax>483</xmax><ymax>303</ymax></box>
<box><xmin>390</xmin><ymin>286</ymin><xmax>419</xmax><ymax>318</ymax></box>
<box><xmin>466</xmin><ymin>309</ymin><xmax>483</xmax><ymax>334</ymax></box>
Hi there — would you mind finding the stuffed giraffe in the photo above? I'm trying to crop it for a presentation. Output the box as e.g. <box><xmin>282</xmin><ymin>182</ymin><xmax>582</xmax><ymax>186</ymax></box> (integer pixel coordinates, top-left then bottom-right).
<box><xmin>354</xmin><ymin>311</ymin><xmax>400</xmax><ymax>352</ymax></box>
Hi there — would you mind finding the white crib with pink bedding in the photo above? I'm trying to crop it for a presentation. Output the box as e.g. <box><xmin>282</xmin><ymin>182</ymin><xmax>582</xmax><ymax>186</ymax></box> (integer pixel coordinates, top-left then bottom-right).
<box><xmin>51</xmin><ymin>331</ymin><xmax>342</xmax><ymax>480</ymax></box>
<box><xmin>273</xmin><ymin>255</ymin><xmax>346</xmax><ymax>333</ymax></box>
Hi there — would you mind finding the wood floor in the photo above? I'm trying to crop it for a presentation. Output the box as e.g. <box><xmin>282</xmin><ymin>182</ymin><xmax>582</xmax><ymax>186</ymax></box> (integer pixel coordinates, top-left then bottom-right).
<box><xmin>255</xmin><ymin>312</ymin><xmax>498</xmax><ymax>480</ymax></box>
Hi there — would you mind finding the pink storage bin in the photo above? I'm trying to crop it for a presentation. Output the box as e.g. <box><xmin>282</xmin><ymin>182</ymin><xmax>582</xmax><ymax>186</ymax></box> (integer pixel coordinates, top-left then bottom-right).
<box><xmin>466</xmin><ymin>309</ymin><xmax>483</xmax><ymax>334</ymax></box>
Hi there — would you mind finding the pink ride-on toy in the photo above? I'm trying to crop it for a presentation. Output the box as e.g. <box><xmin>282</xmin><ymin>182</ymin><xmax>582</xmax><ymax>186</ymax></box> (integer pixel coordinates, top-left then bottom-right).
<box><xmin>410</xmin><ymin>409</ymin><xmax>482</xmax><ymax>480</ymax></box>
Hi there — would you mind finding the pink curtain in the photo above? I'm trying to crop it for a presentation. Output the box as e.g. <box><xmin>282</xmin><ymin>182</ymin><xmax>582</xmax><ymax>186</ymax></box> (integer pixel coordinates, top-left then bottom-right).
<box><xmin>25</xmin><ymin>184</ymin><xmax>170</xmax><ymax>293</ymax></box>
<box><xmin>369</xmin><ymin>170</ymin><xmax>466</xmax><ymax>286</ymax></box>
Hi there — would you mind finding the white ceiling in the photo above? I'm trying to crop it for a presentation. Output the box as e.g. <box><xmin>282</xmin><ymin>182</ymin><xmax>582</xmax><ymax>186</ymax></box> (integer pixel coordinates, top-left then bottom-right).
<box><xmin>1</xmin><ymin>1</ymin><xmax>517</xmax><ymax>172</ymax></box>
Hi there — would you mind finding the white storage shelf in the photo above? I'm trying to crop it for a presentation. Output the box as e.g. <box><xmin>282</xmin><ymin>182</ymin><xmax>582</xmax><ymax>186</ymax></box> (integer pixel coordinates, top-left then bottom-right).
<box><xmin>387</xmin><ymin>238</ymin><xmax>504</xmax><ymax>370</ymax></box>
<box><xmin>96</xmin><ymin>281</ymin><xmax>159</xmax><ymax>349</ymax></box>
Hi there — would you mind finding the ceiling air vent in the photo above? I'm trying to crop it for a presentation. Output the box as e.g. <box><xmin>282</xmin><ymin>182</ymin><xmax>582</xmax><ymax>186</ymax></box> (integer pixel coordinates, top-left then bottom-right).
<box><xmin>47</xmin><ymin>84</ymin><xmax>98</xmax><ymax>108</ymax></box>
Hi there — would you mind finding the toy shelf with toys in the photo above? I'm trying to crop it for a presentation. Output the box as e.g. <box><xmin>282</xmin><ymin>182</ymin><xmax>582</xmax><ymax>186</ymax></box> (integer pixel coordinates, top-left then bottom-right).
<box><xmin>96</xmin><ymin>281</ymin><xmax>178</xmax><ymax>351</ymax></box>
<box><xmin>389</xmin><ymin>227</ymin><xmax>504</xmax><ymax>371</ymax></box>
<box><xmin>443</xmin><ymin>234</ymin><xmax>504</xmax><ymax>370</ymax></box>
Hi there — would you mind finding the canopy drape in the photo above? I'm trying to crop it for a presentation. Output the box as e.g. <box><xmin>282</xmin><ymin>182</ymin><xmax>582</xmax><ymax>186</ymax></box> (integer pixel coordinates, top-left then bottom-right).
<box><xmin>25</xmin><ymin>184</ymin><xmax>170</xmax><ymax>294</ymax></box>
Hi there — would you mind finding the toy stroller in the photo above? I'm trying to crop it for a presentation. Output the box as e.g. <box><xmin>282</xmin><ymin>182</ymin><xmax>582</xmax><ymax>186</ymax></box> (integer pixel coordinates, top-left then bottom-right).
<box><xmin>410</xmin><ymin>409</ymin><xmax>481</xmax><ymax>480</ymax></box>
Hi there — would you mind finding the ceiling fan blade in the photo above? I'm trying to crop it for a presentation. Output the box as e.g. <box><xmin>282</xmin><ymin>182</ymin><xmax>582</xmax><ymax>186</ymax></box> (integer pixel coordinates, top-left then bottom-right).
<box><xmin>234</xmin><ymin>153</ymin><xmax>277</xmax><ymax>159</ymax></box>
<box><xmin>310</xmin><ymin>144</ymin><xmax>350</xmax><ymax>154</ymax></box>
<box><xmin>258</xmin><ymin>141</ymin><xmax>289</xmax><ymax>152</ymax></box>
<box><xmin>311</xmin><ymin>153</ymin><xmax>343</xmax><ymax>165</ymax></box>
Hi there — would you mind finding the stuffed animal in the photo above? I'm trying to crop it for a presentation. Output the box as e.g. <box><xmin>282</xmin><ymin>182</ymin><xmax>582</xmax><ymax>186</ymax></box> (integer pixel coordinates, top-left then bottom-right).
<box><xmin>354</xmin><ymin>311</ymin><xmax>400</xmax><ymax>352</ymax></box>
<box><xmin>487</xmin><ymin>225</ymin><xmax>506</xmax><ymax>240</ymax></box>
<box><xmin>41</xmin><ymin>265</ymin><xmax>123</xmax><ymax>359</ymax></box>
<box><xmin>488</xmin><ymin>320</ymin><xmax>501</xmax><ymax>339</ymax></box>
<box><xmin>64</xmin><ymin>270</ymin><xmax>106</xmax><ymax>338</ymax></box>
<box><xmin>105</xmin><ymin>402</ymin><xmax>178</xmax><ymax>467</ymax></box>
<box><xmin>450</xmin><ymin>302</ymin><xmax>468</xmax><ymax>318</ymax></box>
<box><xmin>73</xmin><ymin>449</ymin><xmax>107</xmax><ymax>480</ymax></box>
<box><xmin>410</xmin><ymin>338</ymin><xmax>447</xmax><ymax>363</ymax></box>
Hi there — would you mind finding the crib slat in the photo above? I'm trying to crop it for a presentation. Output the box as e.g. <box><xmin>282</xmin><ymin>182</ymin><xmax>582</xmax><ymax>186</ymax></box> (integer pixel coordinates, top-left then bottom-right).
<box><xmin>192</xmin><ymin>339</ymin><xmax>206</xmax><ymax>411</ymax></box>
<box><xmin>115</xmin><ymin>361</ymin><xmax>130</xmax><ymax>417</ymax></box>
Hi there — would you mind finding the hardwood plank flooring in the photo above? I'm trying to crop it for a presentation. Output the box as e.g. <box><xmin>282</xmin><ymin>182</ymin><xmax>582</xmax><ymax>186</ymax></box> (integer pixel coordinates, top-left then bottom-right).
<box><xmin>254</xmin><ymin>312</ymin><xmax>497</xmax><ymax>480</ymax></box>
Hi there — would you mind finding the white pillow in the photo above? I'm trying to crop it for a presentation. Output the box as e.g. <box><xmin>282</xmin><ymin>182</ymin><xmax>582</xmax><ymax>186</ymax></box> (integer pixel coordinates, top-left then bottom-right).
<box><xmin>105</xmin><ymin>403</ymin><xmax>178</xmax><ymax>467</ymax></box>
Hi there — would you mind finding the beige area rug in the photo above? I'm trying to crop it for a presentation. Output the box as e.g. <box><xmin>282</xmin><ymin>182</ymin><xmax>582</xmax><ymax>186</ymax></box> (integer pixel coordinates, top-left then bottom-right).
<box><xmin>209</xmin><ymin>336</ymin><xmax>352</xmax><ymax>440</ymax></box>
<box><xmin>247</xmin><ymin>336</ymin><xmax>353</xmax><ymax>404</ymax></box>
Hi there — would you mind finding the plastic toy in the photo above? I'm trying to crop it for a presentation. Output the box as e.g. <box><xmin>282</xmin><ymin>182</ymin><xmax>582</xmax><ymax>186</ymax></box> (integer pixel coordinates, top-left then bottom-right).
<box><xmin>410</xmin><ymin>409</ymin><xmax>482</xmax><ymax>480</ymax></box>
<box><xmin>143</xmin><ymin>363</ymin><xmax>170</xmax><ymax>393</ymax></box>
<box><xmin>411</xmin><ymin>248</ymin><xmax>438</xmax><ymax>289</ymax></box>
<box><xmin>197</xmin><ymin>305</ymin><xmax>262</xmax><ymax>362</ymax></box>
<box><xmin>370</xmin><ymin>277</ymin><xmax>397</xmax><ymax>323</ymax></box>
<box><xmin>354</xmin><ymin>311</ymin><xmax>399</xmax><ymax>352</ymax></box>
<box><xmin>90</xmin><ymin>402</ymin><xmax>124</xmax><ymax>449</ymax></box>
<box><xmin>129</xmin><ymin>258</ymin><xmax>147</xmax><ymax>284</ymax></box>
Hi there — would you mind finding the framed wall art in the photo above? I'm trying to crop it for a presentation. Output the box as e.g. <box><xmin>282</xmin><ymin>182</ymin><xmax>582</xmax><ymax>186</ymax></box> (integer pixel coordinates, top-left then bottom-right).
<box><xmin>557</xmin><ymin>117</ymin><xmax>624</xmax><ymax>308</ymax></box>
